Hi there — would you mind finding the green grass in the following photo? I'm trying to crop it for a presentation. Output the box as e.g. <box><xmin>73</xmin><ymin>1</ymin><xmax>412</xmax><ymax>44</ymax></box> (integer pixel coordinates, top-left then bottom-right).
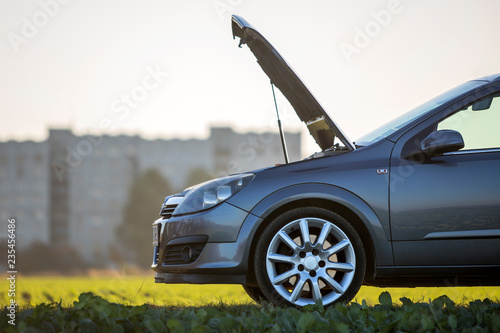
<box><xmin>1</xmin><ymin>276</ymin><xmax>499</xmax><ymax>332</ymax></box>
<box><xmin>1</xmin><ymin>291</ymin><xmax>499</xmax><ymax>332</ymax></box>
<box><xmin>1</xmin><ymin>274</ymin><xmax>498</xmax><ymax>308</ymax></box>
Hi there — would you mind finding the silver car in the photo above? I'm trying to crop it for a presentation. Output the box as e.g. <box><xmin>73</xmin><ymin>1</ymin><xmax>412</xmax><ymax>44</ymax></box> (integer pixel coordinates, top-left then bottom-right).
<box><xmin>151</xmin><ymin>15</ymin><xmax>500</xmax><ymax>307</ymax></box>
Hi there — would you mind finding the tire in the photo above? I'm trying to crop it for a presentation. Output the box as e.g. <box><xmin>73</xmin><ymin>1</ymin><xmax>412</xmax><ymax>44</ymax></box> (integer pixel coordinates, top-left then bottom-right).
<box><xmin>254</xmin><ymin>207</ymin><xmax>366</xmax><ymax>307</ymax></box>
<box><xmin>241</xmin><ymin>284</ymin><xmax>267</xmax><ymax>303</ymax></box>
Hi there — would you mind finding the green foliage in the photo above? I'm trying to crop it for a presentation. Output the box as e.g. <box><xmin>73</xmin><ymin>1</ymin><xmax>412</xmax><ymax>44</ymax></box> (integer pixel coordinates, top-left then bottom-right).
<box><xmin>118</xmin><ymin>168</ymin><xmax>172</xmax><ymax>267</ymax></box>
<box><xmin>1</xmin><ymin>292</ymin><xmax>499</xmax><ymax>332</ymax></box>
<box><xmin>378</xmin><ymin>291</ymin><xmax>393</xmax><ymax>307</ymax></box>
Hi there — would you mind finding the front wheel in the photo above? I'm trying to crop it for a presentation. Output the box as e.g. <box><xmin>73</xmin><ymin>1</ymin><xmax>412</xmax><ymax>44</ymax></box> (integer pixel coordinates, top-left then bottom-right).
<box><xmin>254</xmin><ymin>207</ymin><xmax>366</xmax><ymax>307</ymax></box>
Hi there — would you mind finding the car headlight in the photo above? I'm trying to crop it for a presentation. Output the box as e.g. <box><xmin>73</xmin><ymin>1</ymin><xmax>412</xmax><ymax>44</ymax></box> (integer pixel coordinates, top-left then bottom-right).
<box><xmin>173</xmin><ymin>173</ymin><xmax>255</xmax><ymax>215</ymax></box>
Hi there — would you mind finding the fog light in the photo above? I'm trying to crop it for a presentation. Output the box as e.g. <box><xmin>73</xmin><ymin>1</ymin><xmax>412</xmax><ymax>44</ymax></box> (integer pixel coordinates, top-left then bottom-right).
<box><xmin>181</xmin><ymin>246</ymin><xmax>193</xmax><ymax>262</ymax></box>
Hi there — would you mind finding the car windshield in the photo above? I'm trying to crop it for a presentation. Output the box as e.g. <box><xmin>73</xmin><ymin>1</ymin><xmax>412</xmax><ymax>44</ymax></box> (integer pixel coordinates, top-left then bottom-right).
<box><xmin>355</xmin><ymin>80</ymin><xmax>485</xmax><ymax>146</ymax></box>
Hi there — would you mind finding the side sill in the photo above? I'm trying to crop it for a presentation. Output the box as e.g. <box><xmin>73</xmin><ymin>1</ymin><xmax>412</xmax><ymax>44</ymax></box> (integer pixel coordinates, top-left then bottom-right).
<box><xmin>367</xmin><ymin>265</ymin><xmax>500</xmax><ymax>287</ymax></box>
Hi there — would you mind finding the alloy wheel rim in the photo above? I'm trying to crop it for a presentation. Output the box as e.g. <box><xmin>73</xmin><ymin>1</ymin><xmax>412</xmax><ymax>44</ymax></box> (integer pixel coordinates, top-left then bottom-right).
<box><xmin>265</xmin><ymin>217</ymin><xmax>356</xmax><ymax>306</ymax></box>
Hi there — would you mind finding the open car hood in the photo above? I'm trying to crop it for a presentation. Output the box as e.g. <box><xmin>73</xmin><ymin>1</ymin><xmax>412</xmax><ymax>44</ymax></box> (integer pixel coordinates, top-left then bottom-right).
<box><xmin>231</xmin><ymin>15</ymin><xmax>355</xmax><ymax>151</ymax></box>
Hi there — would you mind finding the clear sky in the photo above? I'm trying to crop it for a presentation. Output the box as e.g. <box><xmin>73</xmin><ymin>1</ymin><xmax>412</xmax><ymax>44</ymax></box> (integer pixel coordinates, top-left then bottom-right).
<box><xmin>1</xmin><ymin>0</ymin><xmax>499</xmax><ymax>155</ymax></box>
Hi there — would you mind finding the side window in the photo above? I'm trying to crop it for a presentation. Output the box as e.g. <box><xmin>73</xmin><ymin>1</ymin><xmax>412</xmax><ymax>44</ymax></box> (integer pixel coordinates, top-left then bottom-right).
<box><xmin>438</xmin><ymin>94</ymin><xmax>500</xmax><ymax>150</ymax></box>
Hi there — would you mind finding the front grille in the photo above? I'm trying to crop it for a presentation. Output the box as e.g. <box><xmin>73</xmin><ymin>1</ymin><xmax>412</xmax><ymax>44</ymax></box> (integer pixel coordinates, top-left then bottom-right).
<box><xmin>159</xmin><ymin>195</ymin><xmax>184</xmax><ymax>218</ymax></box>
<box><xmin>159</xmin><ymin>204</ymin><xmax>178</xmax><ymax>218</ymax></box>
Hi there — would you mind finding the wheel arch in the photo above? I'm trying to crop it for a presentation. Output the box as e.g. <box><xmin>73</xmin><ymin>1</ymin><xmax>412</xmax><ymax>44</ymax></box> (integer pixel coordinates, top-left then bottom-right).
<box><xmin>243</xmin><ymin>183</ymin><xmax>392</xmax><ymax>284</ymax></box>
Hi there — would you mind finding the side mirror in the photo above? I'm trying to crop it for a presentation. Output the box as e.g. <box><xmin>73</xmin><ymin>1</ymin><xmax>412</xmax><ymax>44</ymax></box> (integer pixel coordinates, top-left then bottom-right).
<box><xmin>421</xmin><ymin>130</ymin><xmax>464</xmax><ymax>156</ymax></box>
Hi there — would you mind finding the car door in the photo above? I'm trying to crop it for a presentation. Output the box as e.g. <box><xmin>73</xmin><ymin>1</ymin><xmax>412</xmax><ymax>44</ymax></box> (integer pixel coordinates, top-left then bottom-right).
<box><xmin>390</xmin><ymin>89</ymin><xmax>500</xmax><ymax>266</ymax></box>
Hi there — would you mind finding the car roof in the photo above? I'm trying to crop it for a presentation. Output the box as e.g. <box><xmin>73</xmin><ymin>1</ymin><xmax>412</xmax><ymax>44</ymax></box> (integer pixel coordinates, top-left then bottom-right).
<box><xmin>473</xmin><ymin>73</ymin><xmax>500</xmax><ymax>82</ymax></box>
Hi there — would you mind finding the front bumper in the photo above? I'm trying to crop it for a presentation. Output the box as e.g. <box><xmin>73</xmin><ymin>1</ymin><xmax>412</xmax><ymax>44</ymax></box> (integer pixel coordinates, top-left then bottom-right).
<box><xmin>151</xmin><ymin>202</ymin><xmax>260</xmax><ymax>284</ymax></box>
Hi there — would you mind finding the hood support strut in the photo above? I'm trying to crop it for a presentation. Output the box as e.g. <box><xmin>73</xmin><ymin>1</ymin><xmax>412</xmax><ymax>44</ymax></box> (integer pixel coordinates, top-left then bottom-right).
<box><xmin>271</xmin><ymin>82</ymin><xmax>289</xmax><ymax>164</ymax></box>
<box><xmin>231</xmin><ymin>15</ymin><xmax>356</xmax><ymax>152</ymax></box>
